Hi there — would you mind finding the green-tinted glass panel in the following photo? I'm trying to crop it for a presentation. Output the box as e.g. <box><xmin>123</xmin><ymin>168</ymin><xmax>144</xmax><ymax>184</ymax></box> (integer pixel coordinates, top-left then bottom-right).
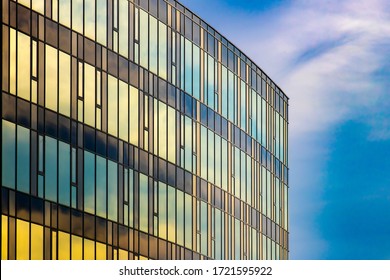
<box><xmin>184</xmin><ymin>194</ymin><xmax>192</xmax><ymax>249</ymax></box>
<box><xmin>184</xmin><ymin>39</ymin><xmax>192</xmax><ymax>95</ymax></box>
<box><xmin>139</xmin><ymin>174</ymin><xmax>148</xmax><ymax>233</ymax></box>
<box><xmin>167</xmin><ymin>185</ymin><xmax>176</xmax><ymax>243</ymax></box>
<box><xmin>17</xmin><ymin>126</ymin><xmax>30</xmax><ymax>193</ymax></box>
<box><xmin>84</xmin><ymin>151</ymin><xmax>95</xmax><ymax>214</ymax></box>
<box><xmin>158</xmin><ymin>183</ymin><xmax>167</xmax><ymax>239</ymax></box>
<box><xmin>176</xmin><ymin>190</ymin><xmax>184</xmax><ymax>246</ymax></box>
<box><xmin>45</xmin><ymin>137</ymin><xmax>57</xmax><ymax>202</ymax></box>
<box><xmin>58</xmin><ymin>142</ymin><xmax>70</xmax><ymax>206</ymax></box>
<box><xmin>193</xmin><ymin>45</ymin><xmax>200</xmax><ymax>100</ymax></box>
<box><xmin>96</xmin><ymin>156</ymin><xmax>107</xmax><ymax>218</ymax></box>
<box><xmin>2</xmin><ymin>120</ymin><xmax>16</xmax><ymax>188</ymax></box>
<box><xmin>108</xmin><ymin>161</ymin><xmax>117</xmax><ymax>221</ymax></box>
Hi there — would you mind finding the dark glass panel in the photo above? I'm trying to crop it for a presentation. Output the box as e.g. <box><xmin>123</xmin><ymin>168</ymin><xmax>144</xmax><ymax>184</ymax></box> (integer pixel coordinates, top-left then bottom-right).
<box><xmin>129</xmin><ymin>62</ymin><xmax>139</xmax><ymax>88</ymax></box>
<box><xmin>184</xmin><ymin>171</ymin><xmax>192</xmax><ymax>195</ymax></box>
<box><xmin>200</xmin><ymin>179</ymin><xmax>207</xmax><ymax>201</ymax></box>
<box><xmin>119</xmin><ymin>56</ymin><xmax>128</xmax><ymax>83</ymax></box>
<box><xmin>2</xmin><ymin>188</ymin><xmax>9</xmax><ymax>215</ymax></box>
<box><xmin>71</xmin><ymin>209</ymin><xmax>82</xmax><ymax>236</ymax></box>
<box><xmin>185</xmin><ymin>16</ymin><xmax>192</xmax><ymax>39</ymax></box>
<box><xmin>149</xmin><ymin>236</ymin><xmax>158</xmax><ymax>259</ymax></box>
<box><xmin>31</xmin><ymin>196</ymin><xmax>44</xmax><ymax>224</ymax></box>
<box><xmin>84</xmin><ymin>126</ymin><xmax>96</xmax><ymax>152</ymax></box>
<box><xmin>45</xmin><ymin>110</ymin><xmax>57</xmax><ymax>137</ymax></box>
<box><xmin>107</xmin><ymin>135</ymin><xmax>118</xmax><ymax>161</ymax></box>
<box><xmin>58</xmin><ymin>205</ymin><xmax>70</xmax><ymax>232</ymax></box>
<box><xmin>84</xmin><ymin>38</ymin><xmax>95</xmax><ymax>65</ymax></box>
<box><xmin>207</xmin><ymin>108</ymin><xmax>214</xmax><ymax>130</ymax></box>
<box><xmin>96</xmin><ymin>131</ymin><xmax>107</xmax><ymax>157</ymax></box>
<box><xmin>158</xmin><ymin>239</ymin><xmax>167</xmax><ymax>260</ymax></box>
<box><xmin>2</xmin><ymin>94</ymin><xmax>16</xmax><ymax>122</ymax></box>
<box><xmin>9</xmin><ymin>1</ymin><xmax>16</xmax><ymax>27</ymax></box>
<box><xmin>51</xmin><ymin>203</ymin><xmax>57</xmax><ymax>228</ymax></box>
<box><xmin>45</xmin><ymin>19</ymin><xmax>58</xmax><ymax>47</ymax></box>
<box><xmin>17</xmin><ymin>98</ymin><xmax>30</xmax><ymax>127</ymax></box>
<box><xmin>59</xmin><ymin>25</ymin><xmax>71</xmax><ymax>54</ymax></box>
<box><xmin>17</xmin><ymin>5</ymin><xmax>30</xmax><ymax>34</ymax></box>
<box><xmin>167</xmin><ymin>162</ymin><xmax>175</xmax><ymax>187</ymax></box>
<box><xmin>107</xmin><ymin>50</ymin><xmax>118</xmax><ymax>77</ymax></box>
<box><xmin>158</xmin><ymin>158</ymin><xmax>166</xmax><ymax>183</ymax></box>
<box><xmin>84</xmin><ymin>213</ymin><xmax>95</xmax><ymax>240</ymax></box>
<box><xmin>118</xmin><ymin>225</ymin><xmax>128</xmax><ymax>250</ymax></box>
<box><xmin>139</xmin><ymin>149</ymin><xmax>148</xmax><ymax>174</ymax></box>
<box><xmin>71</xmin><ymin>121</ymin><xmax>77</xmax><ymax>146</ymax></box>
<box><xmin>200</xmin><ymin>103</ymin><xmax>207</xmax><ymax>126</ymax></box>
<box><xmin>123</xmin><ymin>143</ymin><xmax>129</xmax><ymax>166</ymax></box>
<box><xmin>58</xmin><ymin>115</ymin><xmax>70</xmax><ymax>142</ymax></box>
<box><xmin>167</xmin><ymin>84</ymin><xmax>175</xmax><ymax>108</ymax></box>
<box><xmin>184</xmin><ymin>93</ymin><xmax>192</xmax><ymax>118</ymax></box>
<box><xmin>96</xmin><ymin>216</ymin><xmax>107</xmax><ymax>243</ymax></box>
<box><xmin>158</xmin><ymin>0</ymin><xmax>167</xmax><ymax>23</ymax></box>
<box><xmin>158</xmin><ymin>78</ymin><xmax>167</xmax><ymax>103</ymax></box>
<box><xmin>77</xmin><ymin>34</ymin><xmax>83</xmax><ymax>59</ymax></box>
<box><xmin>16</xmin><ymin>192</ymin><xmax>29</xmax><ymax>220</ymax></box>
<box><xmin>193</xmin><ymin>23</ymin><xmax>200</xmax><ymax>46</ymax></box>
<box><xmin>176</xmin><ymin>167</ymin><xmax>184</xmax><ymax>191</ymax></box>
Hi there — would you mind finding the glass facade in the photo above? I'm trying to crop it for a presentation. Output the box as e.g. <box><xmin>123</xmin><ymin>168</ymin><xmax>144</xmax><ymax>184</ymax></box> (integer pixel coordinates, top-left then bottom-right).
<box><xmin>1</xmin><ymin>0</ymin><xmax>289</xmax><ymax>260</ymax></box>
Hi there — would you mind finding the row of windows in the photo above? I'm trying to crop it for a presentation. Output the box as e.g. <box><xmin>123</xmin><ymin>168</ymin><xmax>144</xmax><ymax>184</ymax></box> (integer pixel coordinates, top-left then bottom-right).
<box><xmin>2</xmin><ymin>92</ymin><xmax>289</xmax><ymax>229</ymax></box>
<box><xmin>2</xmin><ymin>118</ymin><xmax>289</xmax><ymax>238</ymax></box>
<box><xmin>4</xmin><ymin>0</ymin><xmax>289</xmax><ymax>163</ymax></box>
<box><xmin>1</xmin><ymin>191</ymin><xmax>288</xmax><ymax>260</ymax></box>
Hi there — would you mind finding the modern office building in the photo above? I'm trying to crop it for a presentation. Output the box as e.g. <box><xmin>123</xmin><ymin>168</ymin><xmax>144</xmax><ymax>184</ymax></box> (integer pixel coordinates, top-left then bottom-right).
<box><xmin>1</xmin><ymin>0</ymin><xmax>289</xmax><ymax>260</ymax></box>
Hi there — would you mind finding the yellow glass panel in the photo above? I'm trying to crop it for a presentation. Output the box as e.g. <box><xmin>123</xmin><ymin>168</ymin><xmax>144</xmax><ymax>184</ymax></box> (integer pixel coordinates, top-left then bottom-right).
<box><xmin>158</xmin><ymin>22</ymin><xmax>167</xmax><ymax>79</ymax></box>
<box><xmin>2</xmin><ymin>215</ymin><xmax>8</xmax><ymax>260</ymax></box>
<box><xmin>59</xmin><ymin>51</ymin><xmax>71</xmax><ymax>117</ymax></box>
<box><xmin>71</xmin><ymin>235</ymin><xmax>82</xmax><ymax>260</ymax></box>
<box><xmin>9</xmin><ymin>28</ymin><xmax>16</xmax><ymax>94</ymax></box>
<box><xmin>139</xmin><ymin>10</ymin><xmax>149</xmax><ymax>69</ymax></box>
<box><xmin>58</xmin><ymin>231</ymin><xmax>70</xmax><ymax>260</ymax></box>
<box><xmin>158</xmin><ymin>102</ymin><xmax>167</xmax><ymax>159</ymax></box>
<box><xmin>30</xmin><ymin>223</ymin><xmax>43</xmax><ymax>260</ymax></box>
<box><xmin>107</xmin><ymin>75</ymin><xmax>118</xmax><ymax>137</ymax></box>
<box><xmin>84</xmin><ymin>239</ymin><xmax>95</xmax><ymax>260</ymax></box>
<box><xmin>96</xmin><ymin>242</ymin><xmax>106</xmax><ymax>260</ymax></box>
<box><xmin>52</xmin><ymin>231</ymin><xmax>57</xmax><ymax>260</ymax></box>
<box><xmin>119</xmin><ymin>81</ymin><xmax>129</xmax><ymax>141</ymax></box>
<box><xmin>129</xmin><ymin>86</ymin><xmax>139</xmax><ymax>145</ymax></box>
<box><xmin>32</xmin><ymin>0</ymin><xmax>45</xmax><ymax>14</ymax></box>
<box><xmin>16</xmin><ymin>219</ymin><xmax>29</xmax><ymax>260</ymax></box>
<box><xmin>84</xmin><ymin>63</ymin><xmax>96</xmax><ymax>127</ymax></box>
<box><xmin>45</xmin><ymin>46</ymin><xmax>58</xmax><ymax>111</ymax></box>
<box><xmin>119</xmin><ymin>249</ymin><xmax>128</xmax><ymax>260</ymax></box>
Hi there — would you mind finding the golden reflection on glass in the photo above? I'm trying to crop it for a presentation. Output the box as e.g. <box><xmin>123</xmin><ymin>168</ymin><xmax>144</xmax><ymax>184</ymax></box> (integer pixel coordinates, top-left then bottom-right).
<box><xmin>59</xmin><ymin>51</ymin><xmax>71</xmax><ymax>117</ymax></box>
<box><xmin>84</xmin><ymin>63</ymin><xmax>96</xmax><ymax>127</ymax></box>
<box><xmin>129</xmin><ymin>86</ymin><xmax>139</xmax><ymax>145</ymax></box>
<box><xmin>158</xmin><ymin>102</ymin><xmax>167</xmax><ymax>160</ymax></box>
<box><xmin>30</xmin><ymin>223</ymin><xmax>43</xmax><ymax>260</ymax></box>
<box><xmin>52</xmin><ymin>0</ymin><xmax>58</xmax><ymax>21</ymax></box>
<box><xmin>18</xmin><ymin>0</ymin><xmax>30</xmax><ymax>8</ymax></box>
<box><xmin>119</xmin><ymin>249</ymin><xmax>128</xmax><ymax>260</ymax></box>
<box><xmin>158</xmin><ymin>183</ymin><xmax>167</xmax><ymax>239</ymax></box>
<box><xmin>58</xmin><ymin>231</ymin><xmax>70</xmax><ymax>260</ymax></box>
<box><xmin>16</xmin><ymin>219</ymin><xmax>29</xmax><ymax>260</ymax></box>
<box><xmin>158</xmin><ymin>22</ymin><xmax>167</xmax><ymax>79</ymax></box>
<box><xmin>17</xmin><ymin>32</ymin><xmax>30</xmax><ymax>101</ymax></box>
<box><xmin>59</xmin><ymin>0</ymin><xmax>71</xmax><ymax>28</ymax></box>
<box><xmin>72</xmin><ymin>0</ymin><xmax>83</xmax><ymax>34</ymax></box>
<box><xmin>107</xmin><ymin>161</ymin><xmax>118</xmax><ymax>221</ymax></box>
<box><xmin>32</xmin><ymin>0</ymin><xmax>45</xmax><ymax>14</ymax></box>
<box><xmin>2</xmin><ymin>215</ymin><xmax>8</xmax><ymax>259</ymax></box>
<box><xmin>167</xmin><ymin>185</ymin><xmax>176</xmax><ymax>243</ymax></box>
<box><xmin>184</xmin><ymin>194</ymin><xmax>192</xmax><ymax>250</ymax></box>
<box><xmin>119</xmin><ymin>0</ymin><xmax>128</xmax><ymax>58</ymax></box>
<box><xmin>45</xmin><ymin>45</ymin><xmax>58</xmax><ymax>111</ymax></box>
<box><xmin>96</xmin><ymin>0</ymin><xmax>107</xmax><ymax>46</ymax></box>
<box><xmin>71</xmin><ymin>235</ymin><xmax>82</xmax><ymax>260</ymax></box>
<box><xmin>52</xmin><ymin>231</ymin><xmax>57</xmax><ymax>260</ymax></box>
<box><xmin>149</xmin><ymin>16</ymin><xmax>158</xmax><ymax>74</ymax></box>
<box><xmin>167</xmin><ymin>106</ymin><xmax>176</xmax><ymax>163</ymax></box>
<box><xmin>9</xmin><ymin>28</ymin><xmax>16</xmax><ymax>94</ymax></box>
<box><xmin>84</xmin><ymin>239</ymin><xmax>95</xmax><ymax>260</ymax></box>
<box><xmin>108</xmin><ymin>75</ymin><xmax>118</xmax><ymax>136</ymax></box>
<box><xmin>176</xmin><ymin>190</ymin><xmax>184</xmax><ymax>246</ymax></box>
<box><xmin>119</xmin><ymin>81</ymin><xmax>129</xmax><ymax>141</ymax></box>
<box><xmin>96</xmin><ymin>242</ymin><xmax>106</xmax><ymax>260</ymax></box>
<box><xmin>84</xmin><ymin>0</ymin><xmax>95</xmax><ymax>40</ymax></box>
<box><xmin>139</xmin><ymin>10</ymin><xmax>149</xmax><ymax>69</ymax></box>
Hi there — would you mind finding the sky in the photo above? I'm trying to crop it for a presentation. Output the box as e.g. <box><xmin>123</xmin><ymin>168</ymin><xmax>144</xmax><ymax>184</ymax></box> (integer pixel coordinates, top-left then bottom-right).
<box><xmin>179</xmin><ymin>0</ymin><xmax>390</xmax><ymax>259</ymax></box>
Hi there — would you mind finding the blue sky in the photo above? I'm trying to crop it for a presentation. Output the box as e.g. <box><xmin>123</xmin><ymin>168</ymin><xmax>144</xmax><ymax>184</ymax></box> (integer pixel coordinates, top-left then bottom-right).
<box><xmin>179</xmin><ymin>0</ymin><xmax>390</xmax><ymax>259</ymax></box>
